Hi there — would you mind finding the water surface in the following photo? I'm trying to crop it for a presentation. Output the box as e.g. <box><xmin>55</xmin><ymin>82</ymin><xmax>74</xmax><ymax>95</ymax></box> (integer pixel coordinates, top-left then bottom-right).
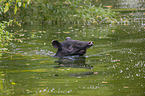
<box><xmin>0</xmin><ymin>1</ymin><xmax>145</xmax><ymax>96</ymax></box>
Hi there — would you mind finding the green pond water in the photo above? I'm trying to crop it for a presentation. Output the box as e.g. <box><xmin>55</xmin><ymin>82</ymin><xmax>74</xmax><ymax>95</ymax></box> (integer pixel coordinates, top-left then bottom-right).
<box><xmin>0</xmin><ymin>1</ymin><xmax>145</xmax><ymax>96</ymax></box>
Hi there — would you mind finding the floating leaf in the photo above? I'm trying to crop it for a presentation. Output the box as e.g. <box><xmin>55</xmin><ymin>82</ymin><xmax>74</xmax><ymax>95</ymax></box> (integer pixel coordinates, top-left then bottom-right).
<box><xmin>106</xmin><ymin>6</ymin><xmax>113</xmax><ymax>8</ymax></box>
<box><xmin>75</xmin><ymin>80</ymin><xmax>78</xmax><ymax>82</ymax></box>
<box><xmin>124</xmin><ymin>86</ymin><xmax>129</xmax><ymax>88</ymax></box>
<box><xmin>32</xmin><ymin>30</ymin><xmax>36</xmax><ymax>31</ymax></box>
<box><xmin>19</xmin><ymin>34</ymin><xmax>25</xmax><ymax>36</ymax></box>
<box><xmin>111</xmin><ymin>30</ymin><xmax>115</xmax><ymax>32</ymax></box>
<box><xmin>39</xmin><ymin>31</ymin><xmax>42</xmax><ymax>33</ymax></box>
<box><xmin>94</xmin><ymin>72</ymin><xmax>98</xmax><ymax>74</ymax></box>
<box><xmin>26</xmin><ymin>63</ymin><xmax>30</xmax><ymax>65</ymax></box>
<box><xmin>63</xmin><ymin>32</ymin><xmax>70</xmax><ymax>33</ymax></box>
<box><xmin>11</xmin><ymin>82</ymin><xmax>16</xmax><ymax>85</ymax></box>
<box><xmin>26</xmin><ymin>90</ymin><xmax>30</xmax><ymax>92</ymax></box>
<box><xmin>102</xmin><ymin>81</ymin><xmax>108</xmax><ymax>83</ymax></box>
<box><xmin>77</xmin><ymin>76</ymin><xmax>81</xmax><ymax>78</ymax></box>
<box><xmin>43</xmin><ymin>31</ymin><xmax>46</xmax><ymax>33</ymax></box>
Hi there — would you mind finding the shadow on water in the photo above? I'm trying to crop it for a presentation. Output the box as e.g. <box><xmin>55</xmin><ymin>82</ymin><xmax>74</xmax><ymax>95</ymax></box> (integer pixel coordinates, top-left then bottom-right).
<box><xmin>54</xmin><ymin>56</ymin><xmax>94</xmax><ymax>77</ymax></box>
<box><xmin>54</xmin><ymin>56</ymin><xmax>93</xmax><ymax>69</ymax></box>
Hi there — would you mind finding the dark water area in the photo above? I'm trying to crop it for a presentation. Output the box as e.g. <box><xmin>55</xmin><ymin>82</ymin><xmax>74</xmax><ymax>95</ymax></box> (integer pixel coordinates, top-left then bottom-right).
<box><xmin>0</xmin><ymin>0</ymin><xmax>145</xmax><ymax>96</ymax></box>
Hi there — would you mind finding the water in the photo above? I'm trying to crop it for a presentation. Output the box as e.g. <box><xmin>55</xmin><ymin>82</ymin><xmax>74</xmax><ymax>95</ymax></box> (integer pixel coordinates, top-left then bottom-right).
<box><xmin>0</xmin><ymin>1</ymin><xmax>145</xmax><ymax>96</ymax></box>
